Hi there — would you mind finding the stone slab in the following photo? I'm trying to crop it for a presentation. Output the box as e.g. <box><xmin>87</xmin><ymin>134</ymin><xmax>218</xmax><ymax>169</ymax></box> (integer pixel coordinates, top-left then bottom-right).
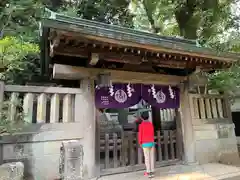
<box><xmin>98</xmin><ymin>163</ymin><xmax>240</xmax><ymax>180</ymax></box>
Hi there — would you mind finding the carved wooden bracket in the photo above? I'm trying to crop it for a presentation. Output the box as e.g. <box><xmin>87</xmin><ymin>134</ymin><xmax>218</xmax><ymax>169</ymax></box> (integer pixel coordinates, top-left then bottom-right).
<box><xmin>89</xmin><ymin>53</ymin><xmax>99</xmax><ymax>66</ymax></box>
<box><xmin>49</xmin><ymin>36</ymin><xmax>60</xmax><ymax>57</ymax></box>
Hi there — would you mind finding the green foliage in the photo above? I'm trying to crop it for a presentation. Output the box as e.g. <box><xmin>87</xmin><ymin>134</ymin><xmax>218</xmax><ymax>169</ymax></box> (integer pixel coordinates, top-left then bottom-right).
<box><xmin>0</xmin><ymin>36</ymin><xmax>40</xmax><ymax>84</ymax></box>
<box><xmin>48</xmin><ymin>0</ymin><xmax>134</xmax><ymax>28</ymax></box>
<box><xmin>0</xmin><ymin>0</ymin><xmax>43</xmax><ymax>42</ymax></box>
<box><xmin>130</xmin><ymin>0</ymin><xmax>237</xmax><ymax>41</ymax></box>
<box><xmin>79</xmin><ymin>0</ymin><xmax>134</xmax><ymax>27</ymax></box>
<box><xmin>207</xmin><ymin>63</ymin><xmax>240</xmax><ymax>94</ymax></box>
<box><xmin>0</xmin><ymin>0</ymin><xmax>42</xmax><ymax>135</ymax></box>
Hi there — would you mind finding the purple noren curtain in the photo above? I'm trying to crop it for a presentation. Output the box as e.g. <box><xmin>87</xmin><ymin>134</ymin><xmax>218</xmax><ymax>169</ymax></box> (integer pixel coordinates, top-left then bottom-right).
<box><xmin>95</xmin><ymin>83</ymin><xmax>142</xmax><ymax>108</ymax></box>
<box><xmin>95</xmin><ymin>83</ymin><xmax>180</xmax><ymax>109</ymax></box>
<box><xmin>141</xmin><ymin>85</ymin><xmax>180</xmax><ymax>109</ymax></box>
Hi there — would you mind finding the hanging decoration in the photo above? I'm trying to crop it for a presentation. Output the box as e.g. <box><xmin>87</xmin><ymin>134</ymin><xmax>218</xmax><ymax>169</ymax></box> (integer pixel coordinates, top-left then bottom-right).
<box><xmin>126</xmin><ymin>83</ymin><xmax>133</xmax><ymax>97</ymax></box>
<box><xmin>109</xmin><ymin>84</ymin><xmax>114</xmax><ymax>96</ymax></box>
<box><xmin>168</xmin><ymin>85</ymin><xmax>175</xmax><ymax>99</ymax></box>
<box><xmin>150</xmin><ymin>85</ymin><xmax>157</xmax><ymax>99</ymax></box>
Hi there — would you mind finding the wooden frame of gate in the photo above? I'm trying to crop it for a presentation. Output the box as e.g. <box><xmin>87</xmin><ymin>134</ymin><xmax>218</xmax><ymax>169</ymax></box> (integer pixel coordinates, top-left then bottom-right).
<box><xmin>98</xmin><ymin>109</ymin><xmax>183</xmax><ymax>176</ymax></box>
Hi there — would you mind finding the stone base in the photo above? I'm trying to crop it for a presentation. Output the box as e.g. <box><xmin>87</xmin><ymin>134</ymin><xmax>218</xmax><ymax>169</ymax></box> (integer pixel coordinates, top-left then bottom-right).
<box><xmin>219</xmin><ymin>152</ymin><xmax>240</xmax><ymax>165</ymax></box>
<box><xmin>0</xmin><ymin>162</ymin><xmax>24</xmax><ymax>180</ymax></box>
<box><xmin>1</xmin><ymin>123</ymin><xmax>84</xmax><ymax>179</ymax></box>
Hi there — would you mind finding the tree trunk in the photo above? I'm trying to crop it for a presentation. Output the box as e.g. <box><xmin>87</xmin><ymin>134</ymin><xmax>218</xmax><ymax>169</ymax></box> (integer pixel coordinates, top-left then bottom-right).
<box><xmin>174</xmin><ymin>1</ymin><xmax>198</xmax><ymax>39</ymax></box>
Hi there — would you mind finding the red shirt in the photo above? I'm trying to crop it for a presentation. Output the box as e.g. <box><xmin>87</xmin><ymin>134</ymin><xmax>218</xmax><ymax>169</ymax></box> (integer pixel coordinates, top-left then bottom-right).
<box><xmin>138</xmin><ymin>121</ymin><xmax>154</xmax><ymax>145</ymax></box>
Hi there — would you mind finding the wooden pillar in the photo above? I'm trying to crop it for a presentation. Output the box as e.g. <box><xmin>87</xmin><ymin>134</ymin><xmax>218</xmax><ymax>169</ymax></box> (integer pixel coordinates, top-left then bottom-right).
<box><xmin>179</xmin><ymin>82</ymin><xmax>196</xmax><ymax>164</ymax></box>
<box><xmin>118</xmin><ymin>109</ymin><xmax>128</xmax><ymax>125</ymax></box>
<box><xmin>79</xmin><ymin>78</ymin><xmax>97</xmax><ymax>179</ymax></box>
<box><xmin>152</xmin><ymin>107</ymin><xmax>161</xmax><ymax>131</ymax></box>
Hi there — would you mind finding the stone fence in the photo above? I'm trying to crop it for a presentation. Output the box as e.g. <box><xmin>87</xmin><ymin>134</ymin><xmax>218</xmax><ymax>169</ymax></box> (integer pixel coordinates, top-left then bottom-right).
<box><xmin>0</xmin><ymin>82</ymin><xmax>86</xmax><ymax>179</ymax></box>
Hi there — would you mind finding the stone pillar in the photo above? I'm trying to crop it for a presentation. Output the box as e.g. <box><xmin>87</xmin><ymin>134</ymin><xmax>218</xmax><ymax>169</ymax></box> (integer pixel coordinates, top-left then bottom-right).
<box><xmin>179</xmin><ymin>83</ymin><xmax>196</xmax><ymax>164</ymax></box>
<box><xmin>59</xmin><ymin>140</ymin><xmax>83</xmax><ymax>180</ymax></box>
<box><xmin>79</xmin><ymin>79</ymin><xmax>96</xmax><ymax>179</ymax></box>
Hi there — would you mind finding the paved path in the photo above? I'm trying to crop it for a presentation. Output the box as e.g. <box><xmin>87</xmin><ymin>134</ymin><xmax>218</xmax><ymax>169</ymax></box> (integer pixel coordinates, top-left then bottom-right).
<box><xmin>98</xmin><ymin>163</ymin><xmax>240</xmax><ymax>180</ymax></box>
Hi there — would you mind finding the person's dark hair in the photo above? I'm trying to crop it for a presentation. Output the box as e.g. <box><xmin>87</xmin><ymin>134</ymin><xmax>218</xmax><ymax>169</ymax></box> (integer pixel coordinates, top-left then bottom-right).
<box><xmin>140</xmin><ymin>111</ymin><xmax>149</xmax><ymax>121</ymax></box>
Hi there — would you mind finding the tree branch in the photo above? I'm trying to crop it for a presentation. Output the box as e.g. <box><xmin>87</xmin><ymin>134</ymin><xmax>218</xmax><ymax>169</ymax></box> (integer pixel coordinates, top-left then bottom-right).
<box><xmin>0</xmin><ymin>9</ymin><xmax>13</xmax><ymax>38</ymax></box>
<box><xmin>174</xmin><ymin>0</ymin><xmax>197</xmax><ymax>39</ymax></box>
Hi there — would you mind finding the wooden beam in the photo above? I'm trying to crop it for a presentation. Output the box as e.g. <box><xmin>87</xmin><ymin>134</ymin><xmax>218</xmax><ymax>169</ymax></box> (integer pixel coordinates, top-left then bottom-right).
<box><xmin>54</xmin><ymin>44</ymin><xmax>223</xmax><ymax>69</ymax></box>
<box><xmin>53</xmin><ymin>64</ymin><xmax>186</xmax><ymax>85</ymax></box>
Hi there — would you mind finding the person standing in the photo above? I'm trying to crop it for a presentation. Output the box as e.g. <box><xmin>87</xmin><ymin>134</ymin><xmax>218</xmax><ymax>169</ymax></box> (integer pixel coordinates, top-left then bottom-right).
<box><xmin>138</xmin><ymin>111</ymin><xmax>155</xmax><ymax>178</ymax></box>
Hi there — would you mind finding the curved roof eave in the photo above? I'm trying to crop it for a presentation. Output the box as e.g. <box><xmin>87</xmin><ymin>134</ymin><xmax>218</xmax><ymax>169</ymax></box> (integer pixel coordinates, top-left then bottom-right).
<box><xmin>41</xmin><ymin>11</ymin><xmax>240</xmax><ymax>63</ymax></box>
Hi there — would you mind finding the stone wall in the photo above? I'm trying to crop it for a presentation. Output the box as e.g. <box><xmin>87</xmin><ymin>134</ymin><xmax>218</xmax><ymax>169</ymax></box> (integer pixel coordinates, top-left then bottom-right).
<box><xmin>181</xmin><ymin>90</ymin><xmax>240</xmax><ymax>165</ymax></box>
<box><xmin>1</xmin><ymin>123</ymin><xmax>83</xmax><ymax>180</ymax></box>
<box><xmin>194</xmin><ymin>123</ymin><xmax>240</xmax><ymax>165</ymax></box>
<box><xmin>0</xmin><ymin>80</ymin><xmax>98</xmax><ymax>180</ymax></box>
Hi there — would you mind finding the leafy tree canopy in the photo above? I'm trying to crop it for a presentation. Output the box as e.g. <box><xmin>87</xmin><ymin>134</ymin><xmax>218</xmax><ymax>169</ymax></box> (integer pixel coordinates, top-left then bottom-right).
<box><xmin>0</xmin><ymin>0</ymin><xmax>43</xmax><ymax>42</ymax></box>
<box><xmin>130</xmin><ymin>0</ymin><xmax>239</xmax><ymax>42</ymax></box>
<box><xmin>46</xmin><ymin>0</ymin><xmax>134</xmax><ymax>28</ymax></box>
<box><xmin>0</xmin><ymin>36</ymin><xmax>40</xmax><ymax>85</ymax></box>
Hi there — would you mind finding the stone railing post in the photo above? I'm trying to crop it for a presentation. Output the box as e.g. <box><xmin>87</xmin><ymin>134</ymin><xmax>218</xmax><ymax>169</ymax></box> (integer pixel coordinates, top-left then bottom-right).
<box><xmin>0</xmin><ymin>81</ymin><xmax>4</xmax><ymax>165</ymax></box>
